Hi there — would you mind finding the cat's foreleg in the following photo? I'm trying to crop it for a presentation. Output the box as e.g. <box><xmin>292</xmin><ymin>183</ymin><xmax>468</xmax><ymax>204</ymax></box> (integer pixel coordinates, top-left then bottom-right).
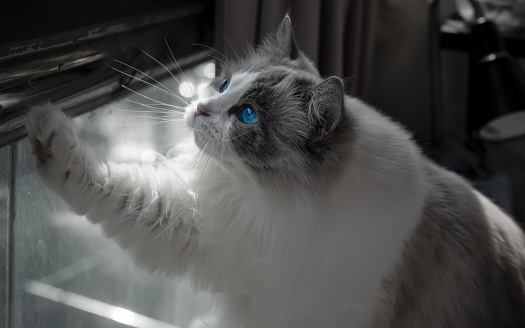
<box><xmin>25</xmin><ymin>104</ymin><xmax>200</xmax><ymax>274</ymax></box>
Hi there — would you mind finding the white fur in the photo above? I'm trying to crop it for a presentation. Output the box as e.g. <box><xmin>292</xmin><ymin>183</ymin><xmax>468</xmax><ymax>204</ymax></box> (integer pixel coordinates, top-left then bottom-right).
<box><xmin>26</xmin><ymin>92</ymin><xmax>425</xmax><ymax>327</ymax></box>
<box><xmin>187</xmin><ymin>97</ymin><xmax>425</xmax><ymax>327</ymax></box>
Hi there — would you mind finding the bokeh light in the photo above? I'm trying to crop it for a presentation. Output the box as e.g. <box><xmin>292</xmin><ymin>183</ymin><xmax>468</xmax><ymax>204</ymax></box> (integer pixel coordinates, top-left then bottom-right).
<box><xmin>197</xmin><ymin>83</ymin><xmax>208</xmax><ymax>98</ymax></box>
<box><xmin>179</xmin><ymin>81</ymin><xmax>195</xmax><ymax>98</ymax></box>
<box><xmin>203</xmin><ymin>62</ymin><xmax>215</xmax><ymax>79</ymax></box>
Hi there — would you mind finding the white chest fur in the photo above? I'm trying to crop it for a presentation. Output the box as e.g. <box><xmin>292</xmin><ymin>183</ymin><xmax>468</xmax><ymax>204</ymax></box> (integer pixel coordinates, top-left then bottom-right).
<box><xmin>184</xmin><ymin>148</ymin><xmax>425</xmax><ymax>327</ymax></box>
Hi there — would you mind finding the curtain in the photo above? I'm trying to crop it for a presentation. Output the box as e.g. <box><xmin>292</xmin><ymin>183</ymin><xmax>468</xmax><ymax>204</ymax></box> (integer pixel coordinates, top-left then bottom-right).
<box><xmin>214</xmin><ymin>0</ymin><xmax>431</xmax><ymax>143</ymax></box>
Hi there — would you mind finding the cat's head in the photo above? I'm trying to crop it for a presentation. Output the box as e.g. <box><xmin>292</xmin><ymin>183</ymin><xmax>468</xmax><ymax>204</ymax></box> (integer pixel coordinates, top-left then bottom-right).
<box><xmin>186</xmin><ymin>16</ymin><xmax>354</xmax><ymax>190</ymax></box>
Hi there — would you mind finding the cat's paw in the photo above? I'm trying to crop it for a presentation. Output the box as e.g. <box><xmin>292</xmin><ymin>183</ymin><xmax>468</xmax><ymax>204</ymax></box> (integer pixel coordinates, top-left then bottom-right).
<box><xmin>25</xmin><ymin>104</ymin><xmax>79</xmax><ymax>166</ymax></box>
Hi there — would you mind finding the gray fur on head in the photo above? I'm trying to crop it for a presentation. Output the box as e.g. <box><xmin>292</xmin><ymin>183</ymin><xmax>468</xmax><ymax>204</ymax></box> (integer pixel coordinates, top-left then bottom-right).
<box><xmin>214</xmin><ymin>16</ymin><xmax>354</xmax><ymax>192</ymax></box>
<box><xmin>209</xmin><ymin>16</ymin><xmax>351</xmax><ymax>189</ymax></box>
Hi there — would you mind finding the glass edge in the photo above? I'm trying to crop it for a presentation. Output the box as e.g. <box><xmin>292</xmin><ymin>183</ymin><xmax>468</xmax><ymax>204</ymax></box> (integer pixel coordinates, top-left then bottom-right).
<box><xmin>1</xmin><ymin>144</ymin><xmax>15</xmax><ymax>328</ymax></box>
<box><xmin>0</xmin><ymin>49</ymin><xmax>213</xmax><ymax>148</ymax></box>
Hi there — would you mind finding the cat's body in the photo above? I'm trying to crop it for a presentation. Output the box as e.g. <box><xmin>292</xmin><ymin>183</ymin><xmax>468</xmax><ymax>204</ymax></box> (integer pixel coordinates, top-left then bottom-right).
<box><xmin>26</xmin><ymin>16</ymin><xmax>525</xmax><ymax>327</ymax></box>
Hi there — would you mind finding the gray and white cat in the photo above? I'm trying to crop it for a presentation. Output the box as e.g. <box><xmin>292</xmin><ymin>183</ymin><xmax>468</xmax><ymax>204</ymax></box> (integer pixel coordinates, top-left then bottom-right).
<box><xmin>25</xmin><ymin>16</ymin><xmax>525</xmax><ymax>327</ymax></box>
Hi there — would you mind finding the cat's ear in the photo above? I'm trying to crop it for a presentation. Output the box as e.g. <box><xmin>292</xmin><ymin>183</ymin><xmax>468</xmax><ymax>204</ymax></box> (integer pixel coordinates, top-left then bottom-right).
<box><xmin>276</xmin><ymin>14</ymin><xmax>300</xmax><ymax>60</ymax></box>
<box><xmin>310</xmin><ymin>76</ymin><xmax>345</xmax><ymax>137</ymax></box>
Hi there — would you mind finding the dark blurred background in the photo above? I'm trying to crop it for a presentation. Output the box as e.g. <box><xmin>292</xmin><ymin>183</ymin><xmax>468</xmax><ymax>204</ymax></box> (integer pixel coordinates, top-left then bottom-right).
<box><xmin>214</xmin><ymin>0</ymin><xmax>525</xmax><ymax>224</ymax></box>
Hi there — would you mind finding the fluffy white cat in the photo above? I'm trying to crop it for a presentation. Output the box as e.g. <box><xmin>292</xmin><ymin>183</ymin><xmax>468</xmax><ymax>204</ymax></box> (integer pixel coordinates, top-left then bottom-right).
<box><xmin>25</xmin><ymin>16</ymin><xmax>525</xmax><ymax>327</ymax></box>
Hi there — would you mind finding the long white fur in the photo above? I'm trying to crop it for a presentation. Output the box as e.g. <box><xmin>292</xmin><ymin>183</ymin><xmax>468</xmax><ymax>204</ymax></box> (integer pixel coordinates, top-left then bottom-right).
<box><xmin>25</xmin><ymin>12</ymin><xmax>525</xmax><ymax>326</ymax></box>
<box><xmin>26</xmin><ymin>78</ymin><xmax>425</xmax><ymax>328</ymax></box>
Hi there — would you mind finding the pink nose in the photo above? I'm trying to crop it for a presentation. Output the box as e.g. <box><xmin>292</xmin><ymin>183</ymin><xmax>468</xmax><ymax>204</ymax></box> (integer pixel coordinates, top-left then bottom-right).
<box><xmin>196</xmin><ymin>103</ymin><xmax>209</xmax><ymax>116</ymax></box>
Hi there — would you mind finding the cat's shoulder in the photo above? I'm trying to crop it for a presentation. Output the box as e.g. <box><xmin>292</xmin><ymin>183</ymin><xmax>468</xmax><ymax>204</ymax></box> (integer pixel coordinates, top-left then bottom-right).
<box><xmin>383</xmin><ymin>160</ymin><xmax>525</xmax><ymax>327</ymax></box>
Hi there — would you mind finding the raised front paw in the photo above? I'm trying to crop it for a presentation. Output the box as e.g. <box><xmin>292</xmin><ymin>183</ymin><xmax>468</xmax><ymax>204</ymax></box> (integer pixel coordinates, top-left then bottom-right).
<box><xmin>25</xmin><ymin>104</ymin><xmax>79</xmax><ymax>166</ymax></box>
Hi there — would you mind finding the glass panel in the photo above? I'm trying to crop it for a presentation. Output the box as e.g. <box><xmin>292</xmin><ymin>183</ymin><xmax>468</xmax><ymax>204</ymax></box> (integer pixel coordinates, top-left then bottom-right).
<box><xmin>0</xmin><ymin>146</ymin><xmax>9</xmax><ymax>327</ymax></box>
<box><xmin>12</xmin><ymin>61</ymin><xmax>215</xmax><ymax>328</ymax></box>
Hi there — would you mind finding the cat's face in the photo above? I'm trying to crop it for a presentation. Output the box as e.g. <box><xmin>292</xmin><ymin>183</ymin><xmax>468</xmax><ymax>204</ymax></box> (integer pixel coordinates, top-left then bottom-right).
<box><xmin>186</xmin><ymin>16</ymin><xmax>351</xmax><ymax>189</ymax></box>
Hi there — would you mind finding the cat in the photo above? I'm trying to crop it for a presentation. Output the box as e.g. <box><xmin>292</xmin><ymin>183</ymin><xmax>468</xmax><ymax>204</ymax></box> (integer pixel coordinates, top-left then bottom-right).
<box><xmin>25</xmin><ymin>15</ymin><xmax>525</xmax><ymax>328</ymax></box>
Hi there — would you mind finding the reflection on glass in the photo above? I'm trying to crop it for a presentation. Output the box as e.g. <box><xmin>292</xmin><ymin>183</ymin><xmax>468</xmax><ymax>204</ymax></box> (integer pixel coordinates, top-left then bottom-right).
<box><xmin>12</xmin><ymin>61</ymin><xmax>214</xmax><ymax>328</ymax></box>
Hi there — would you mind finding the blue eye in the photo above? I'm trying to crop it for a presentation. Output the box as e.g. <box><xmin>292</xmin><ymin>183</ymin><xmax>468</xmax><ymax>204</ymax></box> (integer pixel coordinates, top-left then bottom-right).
<box><xmin>219</xmin><ymin>80</ymin><xmax>229</xmax><ymax>93</ymax></box>
<box><xmin>240</xmin><ymin>107</ymin><xmax>258</xmax><ymax>124</ymax></box>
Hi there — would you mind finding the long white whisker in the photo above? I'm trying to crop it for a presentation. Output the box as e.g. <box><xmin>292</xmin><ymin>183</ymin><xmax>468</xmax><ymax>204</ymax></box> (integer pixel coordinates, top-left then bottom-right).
<box><xmin>195</xmin><ymin>155</ymin><xmax>211</xmax><ymax>191</ymax></box>
<box><xmin>193</xmin><ymin>43</ymin><xmax>227</xmax><ymax>61</ymax></box>
<box><xmin>114</xmin><ymin>103</ymin><xmax>171</xmax><ymax>114</ymax></box>
<box><xmin>136</xmin><ymin>46</ymin><xmax>189</xmax><ymax>98</ymax></box>
<box><xmin>150</xmin><ymin>211</ymin><xmax>184</xmax><ymax>242</ymax></box>
<box><xmin>220</xmin><ymin>29</ymin><xmax>240</xmax><ymax>62</ymax></box>
<box><xmin>117</xmin><ymin>98</ymin><xmax>185</xmax><ymax>113</ymax></box>
<box><xmin>113</xmin><ymin>59</ymin><xmax>176</xmax><ymax>95</ymax></box>
<box><xmin>102</xmin><ymin>120</ymin><xmax>172</xmax><ymax>128</ymax></box>
<box><xmin>110</xmin><ymin>108</ymin><xmax>180</xmax><ymax>119</ymax></box>
<box><xmin>126</xmin><ymin>115</ymin><xmax>178</xmax><ymax>122</ymax></box>
<box><xmin>165</xmin><ymin>39</ymin><xmax>197</xmax><ymax>102</ymax></box>
<box><xmin>121</xmin><ymin>85</ymin><xmax>189</xmax><ymax>108</ymax></box>
<box><xmin>182</xmin><ymin>138</ymin><xmax>212</xmax><ymax>179</ymax></box>
<box><xmin>106</xmin><ymin>63</ymin><xmax>186</xmax><ymax>103</ymax></box>
<box><xmin>181</xmin><ymin>149</ymin><xmax>204</xmax><ymax>178</ymax></box>
<box><xmin>187</xmin><ymin>138</ymin><xmax>211</xmax><ymax>182</ymax></box>
<box><xmin>165</xmin><ymin>40</ymin><xmax>191</xmax><ymax>83</ymax></box>
<box><xmin>206</xmin><ymin>54</ymin><xmax>225</xmax><ymax>65</ymax></box>
<box><xmin>121</xmin><ymin>98</ymin><xmax>186</xmax><ymax>113</ymax></box>
<box><xmin>138</xmin><ymin>103</ymin><xmax>186</xmax><ymax>108</ymax></box>
<box><xmin>116</xmin><ymin>109</ymin><xmax>184</xmax><ymax>117</ymax></box>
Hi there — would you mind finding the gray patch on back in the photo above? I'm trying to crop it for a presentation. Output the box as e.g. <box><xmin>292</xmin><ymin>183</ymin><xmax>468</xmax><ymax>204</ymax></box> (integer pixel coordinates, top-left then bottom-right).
<box><xmin>381</xmin><ymin>161</ymin><xmax>525</xmax><ymax>328</ymax></box>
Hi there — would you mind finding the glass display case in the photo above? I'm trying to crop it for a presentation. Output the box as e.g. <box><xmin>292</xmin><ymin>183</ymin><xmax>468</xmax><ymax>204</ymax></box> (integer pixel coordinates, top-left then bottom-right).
<box><xmin>2</xmin><ymin>60</ymin><xmax>215</xmax><ymax>328</ymax></box>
